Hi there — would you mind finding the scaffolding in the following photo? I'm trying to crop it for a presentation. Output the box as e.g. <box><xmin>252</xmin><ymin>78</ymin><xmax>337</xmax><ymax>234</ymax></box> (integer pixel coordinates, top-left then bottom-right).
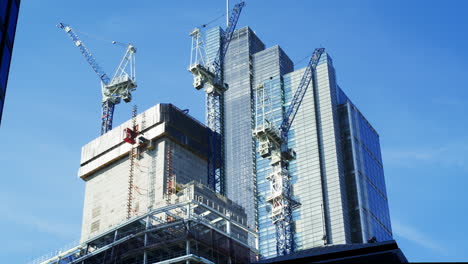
<box><xmin>32</xmin><ymin>184</ymin><xmax>258</xmax><ymax>264</ymax></box>
<box><xmin>127</xmin><ymin>105</ymin><xmax>138</xmax><ymax>220</ymax></box>
<box><xmin>165</xmin><ymin>144</ymin><xmax>176</xmax><ymax>203</ymax></box>
<box><xmin>147</xmin><ymin>147</ymin><xmax>157</xmax><ymax>212</ymax></box>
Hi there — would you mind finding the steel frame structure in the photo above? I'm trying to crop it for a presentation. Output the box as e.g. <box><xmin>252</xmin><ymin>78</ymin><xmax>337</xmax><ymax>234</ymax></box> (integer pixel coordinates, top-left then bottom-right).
<box><xmin>32</xmin><ymin>196</ymin><xmax>258</xmax><ymax>264</ymax></box>
<box><xmin>57</xmin><ymin>23</ymin><xmax>137</xmax><ymax>135</ymax></box>
<box><xmin>253</xmin><ymin>48</ymin><xmax>325</xmax><ymax>256</ymax></box>
<box><xmin>188</xmin><ymin>2</ymin><xmax>245</xmax><ymax>194</ymax></box>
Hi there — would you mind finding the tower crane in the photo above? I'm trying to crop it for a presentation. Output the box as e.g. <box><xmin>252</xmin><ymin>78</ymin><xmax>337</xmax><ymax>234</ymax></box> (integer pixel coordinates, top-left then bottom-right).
<box><xmin>57</xmin><ymin>23</ymin><xmax>137</xmax><ymax>135</ymax></box>
<box><xmin>188</xmin><ymin>1</ymin><xmax>245</xmax><ymax>194</ymax></box>
<box><xmin>254</xmin><ymin>48</ymin><xmax>325</xmax><ymax>256</ymax></box>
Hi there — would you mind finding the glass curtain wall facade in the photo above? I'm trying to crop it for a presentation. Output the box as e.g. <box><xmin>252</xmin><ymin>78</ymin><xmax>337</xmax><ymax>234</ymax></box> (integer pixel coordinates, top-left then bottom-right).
<box><xmin>207</xmin><ymin>27</ymin><xmax>265</xmax><ymax>230</ymax></box>
<box><xmin>253</xmin><ymin>46</ymin><xmax>293</xmax><ymax>257</ymax></box>
<box><xmin>0</xmin><ymin>0</ymin><xmax>19</xmax><ymax>125</ymax></box>
<box><xmin>205</xmin><ymin>26</ymin><xmax>393</xmax><ymax>259</ymax></box>
<box><xmin>337</xmin><ymin>91</ymin><xmax>393</xmax><ymax>243</ymax></box>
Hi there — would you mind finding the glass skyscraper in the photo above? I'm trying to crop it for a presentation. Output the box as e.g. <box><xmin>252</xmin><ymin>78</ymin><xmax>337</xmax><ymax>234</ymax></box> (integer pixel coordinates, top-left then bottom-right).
<box><xmin>0</xmin><ymin>0</ymin><xmax>20</xmax><ymax>125</ymax></box>
<box><xmin>206</xmin><ymin>26</ymin><xmax>393</xmax><ymax>259</ymax></box>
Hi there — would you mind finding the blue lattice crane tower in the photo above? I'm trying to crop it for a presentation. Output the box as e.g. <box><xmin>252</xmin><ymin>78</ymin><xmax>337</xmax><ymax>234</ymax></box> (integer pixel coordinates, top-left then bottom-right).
<box><xmin>188</xmin><ymin>1</ymin><xmax>245</xmax><ymax>194</ymax></box>
<box><xmin>254</xmin><ymin>48</ymin><xmax>325</xmax><ymax>256</ymax></box>
<box><xmin>57</xmin><ymin>23</ymin><xmax>137</xmax><ymax>135</ymax></box>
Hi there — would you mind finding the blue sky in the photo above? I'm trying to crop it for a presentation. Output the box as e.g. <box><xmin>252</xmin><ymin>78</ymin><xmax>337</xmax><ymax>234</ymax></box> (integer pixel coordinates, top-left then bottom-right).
<box><xmin>1</xmin><ymin>0</ymin><xmax>467</xmax><ymax>262</ymax></box>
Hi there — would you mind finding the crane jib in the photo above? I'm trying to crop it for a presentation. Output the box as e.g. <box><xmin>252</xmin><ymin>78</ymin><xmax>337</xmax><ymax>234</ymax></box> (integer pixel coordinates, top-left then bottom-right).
<box><xmin>58</xmin><ymin>22</ymin><xmax>137</xmax><ymax>135</ymax></box>
<box><xmin>57</xmin><ymin>23</ymin><xmax>111</xmax><ymax>85</ymax></box>
<box><xmin>213</xmin><ymin>1</ymin><xmax>245</xmax><ymax>80</ymax></box>
<box><xmin>280</xmin><ymin>48</ymin><xmax>325</xmax><ymax>135</ymax></box>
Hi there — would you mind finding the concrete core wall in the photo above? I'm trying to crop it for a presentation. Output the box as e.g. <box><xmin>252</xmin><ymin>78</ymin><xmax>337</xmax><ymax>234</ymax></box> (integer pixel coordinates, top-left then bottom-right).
<box><xmin>79</xmin><ymin>104</ymin><xmax>210</xmax><ymax>241</ymax></box>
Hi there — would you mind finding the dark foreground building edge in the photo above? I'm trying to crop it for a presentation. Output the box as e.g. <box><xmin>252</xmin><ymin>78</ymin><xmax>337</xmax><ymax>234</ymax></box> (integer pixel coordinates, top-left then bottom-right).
<box><xmin>254</xmin><ymin>240</ymin><xmax>407</xmax><ymax>264</ymax></box>
<box><xmin>0</xmin><ymin>0</ymin><xmax>20</xmax><ymax>125</ymax></box>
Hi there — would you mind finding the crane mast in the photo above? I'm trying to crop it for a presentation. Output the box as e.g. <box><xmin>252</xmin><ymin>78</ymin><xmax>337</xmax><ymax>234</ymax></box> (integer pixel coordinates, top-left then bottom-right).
<box><xmin>188</xmin><ymin>1</ymin><xmax>245</xmax><ymax>194</ymax></box>
<box><xmin>254</xmin><ymin>48</ymin><xmax>325</xmax><ymax>256</ymax></box>
<box><xmin>57</xmin><ymin>23</ymin><xmax>137</xmax><ymax>135</ymax></box>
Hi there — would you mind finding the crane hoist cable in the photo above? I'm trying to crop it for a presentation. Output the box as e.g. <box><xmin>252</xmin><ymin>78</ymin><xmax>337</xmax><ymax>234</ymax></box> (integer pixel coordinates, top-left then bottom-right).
<box><xmin>73</xmin><ymin>27</ymin><xmax>128</xmax><ymax>47</ymax></box>
<box><xmin>198</xmin><ymin>13</ymin><xmax>226</xmax><ymax>28</ymax></box>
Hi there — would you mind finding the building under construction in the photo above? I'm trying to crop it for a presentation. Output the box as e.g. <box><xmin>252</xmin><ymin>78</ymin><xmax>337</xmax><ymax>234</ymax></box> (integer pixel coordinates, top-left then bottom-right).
<box><xmin>79</xmin><ymin>103</ymin><xmax>214</xmax><ymax>241</ymax></box>
<box><xmin>33</xmin><ymin>183</ymin><xmax>257</xmax><ymax>264</ymax></box>
<box><xmin>30</xmin><ymin>0</ymin><xmax>405</xmax><ymax>261</ymax></box>
<box><xmin>32</xmin><ymin>104</ymin><xmax>257</xmax><ymax>264</ymax></box>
